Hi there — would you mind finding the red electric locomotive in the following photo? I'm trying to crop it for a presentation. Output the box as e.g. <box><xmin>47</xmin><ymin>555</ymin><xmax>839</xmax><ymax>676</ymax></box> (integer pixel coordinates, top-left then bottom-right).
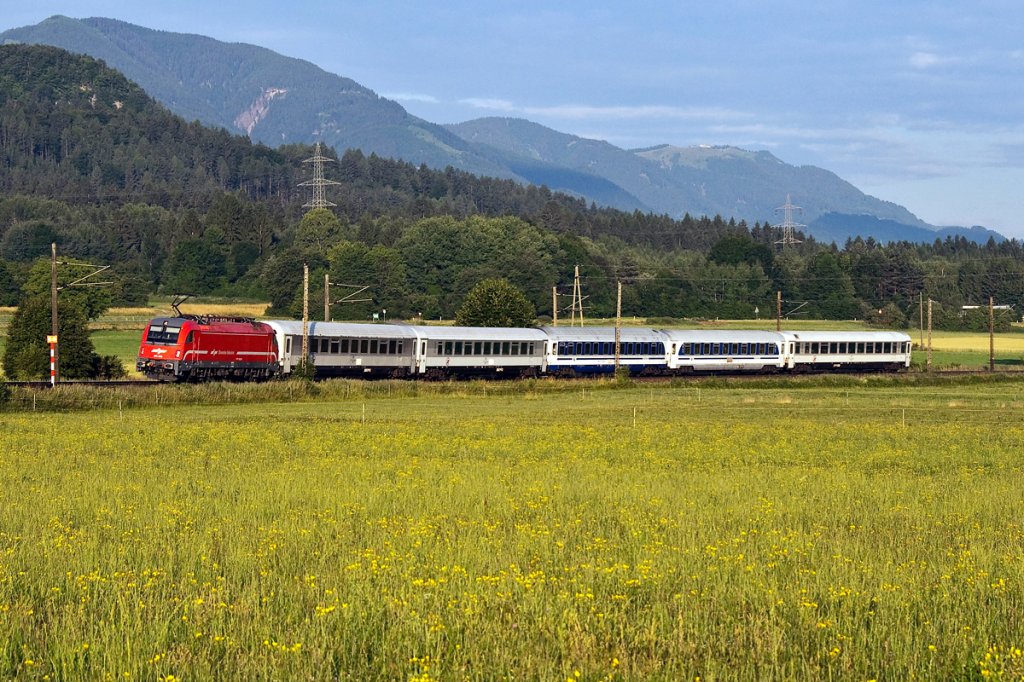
<box><xmin>137</xmin><ymin>315</ymin><xmax>280</xmax><ymax>382</ymax></box>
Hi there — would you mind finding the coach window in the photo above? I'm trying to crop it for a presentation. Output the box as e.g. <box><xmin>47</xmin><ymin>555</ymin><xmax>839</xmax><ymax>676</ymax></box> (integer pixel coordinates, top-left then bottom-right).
<box><xmin>453</xmin><ymin>341</ymin><xmax>462</xmax><ymax>355</ymax></box>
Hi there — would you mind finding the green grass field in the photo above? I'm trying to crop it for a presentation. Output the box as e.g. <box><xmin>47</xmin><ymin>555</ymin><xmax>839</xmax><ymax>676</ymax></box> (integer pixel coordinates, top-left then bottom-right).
<box><xmin>3</xmin><ymin>381</ymin><xmax>1024</xmax><ymax>679</ymax></box>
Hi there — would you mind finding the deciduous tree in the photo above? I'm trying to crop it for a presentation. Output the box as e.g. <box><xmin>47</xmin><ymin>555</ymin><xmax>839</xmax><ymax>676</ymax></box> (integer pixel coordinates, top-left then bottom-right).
<box><xmin>456</xmin><ymin>278</ymin><xmax>535</xmax><ymax>328</ymax></box>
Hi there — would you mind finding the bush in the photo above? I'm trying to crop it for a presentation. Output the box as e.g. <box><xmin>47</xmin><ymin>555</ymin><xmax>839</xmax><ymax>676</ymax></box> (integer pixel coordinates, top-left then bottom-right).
<box><xmin>92</xmin><ymin>355</ymin><xmax>127</xmax><ymax>380</ymax></box>
<box><xmin>863</xmin><ymin>303</ymin><xmax>907</xmax><ymax>329</ymax></box>
<box><xmin>0</xmin><ymin>380</ymin><xmax>9</xmax><ymax>408</ymax></box>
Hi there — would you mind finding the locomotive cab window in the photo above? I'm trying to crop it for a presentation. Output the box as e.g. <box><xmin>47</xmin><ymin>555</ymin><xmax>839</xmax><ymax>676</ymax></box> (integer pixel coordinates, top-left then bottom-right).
<box><xmin>146</xmin><ymin>325</ymin><xmax>182</xmax><ymax>346</ymax></box>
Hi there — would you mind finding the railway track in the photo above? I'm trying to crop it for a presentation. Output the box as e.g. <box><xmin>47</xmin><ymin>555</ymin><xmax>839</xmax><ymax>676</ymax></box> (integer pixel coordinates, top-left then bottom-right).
<box><xmin>4</xmin><ymin>368</ymin><xmax>1019</xmax><ymax>390</ymax></box>
<box><xmin>6</xmin><ymin>380</ymin><xmax>159</xmax><ymax>388</ymax></box>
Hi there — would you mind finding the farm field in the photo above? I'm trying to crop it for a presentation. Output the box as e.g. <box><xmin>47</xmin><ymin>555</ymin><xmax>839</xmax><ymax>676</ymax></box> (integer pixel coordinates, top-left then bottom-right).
<box><xmin>2</xmin><ymin>382</ymin><xmax>1024</xmax><ymax>679</ymax></box>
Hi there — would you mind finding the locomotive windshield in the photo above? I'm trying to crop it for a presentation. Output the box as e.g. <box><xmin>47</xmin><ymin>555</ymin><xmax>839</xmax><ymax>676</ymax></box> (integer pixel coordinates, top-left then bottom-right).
<box><xmin>146</xmin><ymin>324</ymin><xmax>182</xmax><ymax>345</ymax></box>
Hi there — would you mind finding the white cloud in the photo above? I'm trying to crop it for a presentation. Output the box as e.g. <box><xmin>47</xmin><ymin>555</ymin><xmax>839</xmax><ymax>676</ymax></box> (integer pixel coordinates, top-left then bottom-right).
<box><xmin>908</xmin><ymin>51</ymin><xmax>959</xmax><ymax>69</ymax></box>
<box><xmin>383</xmin><ymin>92</ymin><xmax>440</xmax><ymax>103</ymax></box>
<box><xmin>459</xmin><ymin>97</ymin><xmax>517</xmax><ymax>111</ymax></box>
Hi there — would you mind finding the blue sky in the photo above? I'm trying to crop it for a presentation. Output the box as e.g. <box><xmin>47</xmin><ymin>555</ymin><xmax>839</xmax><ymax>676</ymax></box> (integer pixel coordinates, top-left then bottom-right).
<box><xmin>4</xmin><ymin>1</ymin><xmax>1024</xmax><ymax>236</ymax></box>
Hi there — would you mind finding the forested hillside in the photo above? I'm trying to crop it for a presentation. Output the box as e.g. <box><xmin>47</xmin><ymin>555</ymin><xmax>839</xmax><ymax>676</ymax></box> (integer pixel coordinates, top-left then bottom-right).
<box><xmin>1</xmin><ymin>44</ymin><xmax>1023</xmax><ymax>329</ymax></box>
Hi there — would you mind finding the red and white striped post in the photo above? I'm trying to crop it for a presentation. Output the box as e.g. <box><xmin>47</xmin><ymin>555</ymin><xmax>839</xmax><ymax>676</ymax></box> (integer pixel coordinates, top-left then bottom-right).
<box><xmin>46</xmin><ymin>335</ymin><xmax>58</xmax><ymax>387</ymax></box>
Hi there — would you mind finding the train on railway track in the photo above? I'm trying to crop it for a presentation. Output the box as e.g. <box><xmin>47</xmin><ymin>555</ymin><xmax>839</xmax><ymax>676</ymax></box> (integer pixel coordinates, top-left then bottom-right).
<box><xmin>136</xmin><ymin>314</ymin><xmax>913</xmax><ymax>382</ymax></box>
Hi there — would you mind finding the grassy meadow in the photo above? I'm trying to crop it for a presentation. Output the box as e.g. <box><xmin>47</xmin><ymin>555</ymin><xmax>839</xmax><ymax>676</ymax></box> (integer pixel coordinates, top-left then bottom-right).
<box><xmin>2</xmin><ymin>381</ymin><xmax>1024</xmax><ymax>679</ymax></box>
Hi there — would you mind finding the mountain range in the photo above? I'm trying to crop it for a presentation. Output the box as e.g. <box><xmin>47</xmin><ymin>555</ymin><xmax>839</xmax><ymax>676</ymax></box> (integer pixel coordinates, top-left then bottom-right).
<box><xmin>0</xmin><ymin>15</ymin><xmax>1005</xmax><ymax>244</ymax></box>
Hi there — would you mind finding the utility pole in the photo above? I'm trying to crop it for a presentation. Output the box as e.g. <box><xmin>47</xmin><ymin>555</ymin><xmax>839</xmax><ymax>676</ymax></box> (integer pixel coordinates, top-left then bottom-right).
<box><xmin>571</xmin><ymin>265</ymin><xmax>585</xmax><ymax>327</ymax></box>
<box><xmin>926</xmin><ymin>298</ymin><xmax>933</xmax><ymax>370</ymax></box>
<box><xmin>776</xmin><ymin>290</ymin><xmax>782</xmax><ymax>332</ymax></box>
<box><xmin>989</xmin><ymin>296</ymin><xmax>995</xmax><ymax>372</ymax></box>
<box><xmin>615</xmin><ymin>281</ymin><xmax>622</xmax><ymax>370</ymax></box>
<box><xmin>552</xmin><ymin>286</ymin><xmax>558</xmax><ymax>327</ymax></box>
<box><xmin>324</xmin><ymin>273</ymin><xmax>331</xmax><ymax>322</ymax></box>
<box><xmin>50</xmin><ymin>242</ymin><xmax>59</xmax><ymax>383</ymax></box>
<box><xmin>302</xmin><ymin>263</ymin><xmax>310</xmax><ymax>366</ymax></box>
<box><xmin>919</xmin><ymin>292</ymin><xmax>924</xmax><ymax>350</ymax></box>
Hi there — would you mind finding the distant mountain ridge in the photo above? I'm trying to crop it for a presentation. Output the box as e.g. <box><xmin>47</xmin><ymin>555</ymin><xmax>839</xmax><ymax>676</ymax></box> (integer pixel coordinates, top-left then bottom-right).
<box><xmin>1</xmin><ymin>15</ymin><xmax>1005</xmax><ymax>244</ymax></box>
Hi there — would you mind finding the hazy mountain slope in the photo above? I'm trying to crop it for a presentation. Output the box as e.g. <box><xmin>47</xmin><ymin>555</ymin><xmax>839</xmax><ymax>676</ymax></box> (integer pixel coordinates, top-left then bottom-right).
<box><xmin>808</xmin><ymin>213</ymin><xmax>1004</xmax><ymax>245</ymax></box>
<box><xmin>0</xmin><ymin>15</ymin><xmax>514</xmax><ymax>179</ymax></box>
<box><xmin>448</xmin><ymin>117</ymin><xmax>679</xmax><ymax>213</ymax></box>
<box><xmin>635</xmin><ymin>144</ymin><xmax>929</xmax><ymax>227</ymax></box>
<box><xmin>447</xmin><ymin>118</ymin><xmax>939</xmax><ymax>233</ymax></box>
